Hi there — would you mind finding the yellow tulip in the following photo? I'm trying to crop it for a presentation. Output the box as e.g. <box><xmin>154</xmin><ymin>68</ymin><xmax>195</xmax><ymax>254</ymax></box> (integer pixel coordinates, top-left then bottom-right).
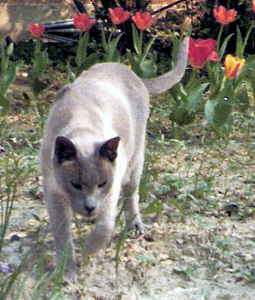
<box><xmin>224</xmin><ymin>54</ymin><xmax>245</xmax><ymax>80</ymax></box>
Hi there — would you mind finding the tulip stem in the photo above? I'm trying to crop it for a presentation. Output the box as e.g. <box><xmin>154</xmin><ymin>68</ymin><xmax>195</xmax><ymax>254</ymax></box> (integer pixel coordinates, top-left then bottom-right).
<box><xmin>188</xmin><ymin>67</ymin><xmax>198</xmax><ymax>88</ymax></box>
<box><xmin>216</xmin><ymin>24</ymin><xmax>223</xmax><ymax>55</ymax></box>
<box><xmin>139</xmin><ymin>31</ymin><xmax>143</xmax><ymax>59</ymax></box>
<box><xmin>35</xmin><ymin>39</ymin><xmax>41</xmax><ymax>55</ymax></box>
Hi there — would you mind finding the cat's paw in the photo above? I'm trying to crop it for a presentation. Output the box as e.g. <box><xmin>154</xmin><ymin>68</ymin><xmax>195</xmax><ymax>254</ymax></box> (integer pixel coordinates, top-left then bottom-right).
<box><xmin>57</xmin><ymin>258</ymin><xmax>77</xmax><ymax>283</ymax></box>
<box><xmin>134</xmin><ymin>220</ymin><xmax>144</xmax><ymax>235</ymax></box>
<box><xmin>63</xmin><ymin>267</ymin><xmax>78</xmax><ymax>283</ymax></box>
<box><xmin>127</xmin><ymin>216</ymin><xmax>144</xmax><ymax>235</ymax></box>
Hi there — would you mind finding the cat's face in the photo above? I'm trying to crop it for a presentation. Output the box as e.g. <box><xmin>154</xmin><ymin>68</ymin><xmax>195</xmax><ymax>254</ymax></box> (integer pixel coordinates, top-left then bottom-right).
<box><xmin>53</xmin><ymin>136</ymin><xmax>120</xmax><ymax>217</ymax></box>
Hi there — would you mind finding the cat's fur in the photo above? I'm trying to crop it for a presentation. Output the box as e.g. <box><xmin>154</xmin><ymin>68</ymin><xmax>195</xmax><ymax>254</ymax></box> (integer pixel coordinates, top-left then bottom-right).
<box><xmin>40</xmin><ymin>37</ymin><xmax>188</xmax><ymax>282</ymax></box>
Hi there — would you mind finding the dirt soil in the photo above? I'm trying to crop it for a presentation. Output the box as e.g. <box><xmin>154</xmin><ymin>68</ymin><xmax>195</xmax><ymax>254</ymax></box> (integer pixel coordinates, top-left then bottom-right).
<box><xmin>2</xmin><ymin>138</ymin><xmax>255</xmax><ymax>300</ymax></box>
<box><xmin>1</xmin><ymin>72</ymin><xmax>255</xmax><ymax>300</ymax></box>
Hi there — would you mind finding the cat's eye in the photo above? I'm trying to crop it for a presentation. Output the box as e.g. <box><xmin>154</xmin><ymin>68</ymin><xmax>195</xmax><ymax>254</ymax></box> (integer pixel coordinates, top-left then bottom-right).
<box><xmin>98</xmin><ymin>181</ymin><xmax>107</xmax><ymax>188</ymax></box>
<box><xmin>70</xmin><ymin>181</ymin><xmax>82</xmax><ymax>190</ymax></box>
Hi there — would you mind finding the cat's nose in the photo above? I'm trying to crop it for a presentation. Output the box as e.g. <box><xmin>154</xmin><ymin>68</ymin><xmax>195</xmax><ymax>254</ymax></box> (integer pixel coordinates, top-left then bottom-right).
<box><xmin>84</xmin><ymin>205</ymin><xmax>96</xmax><ymax>215</ymax></box>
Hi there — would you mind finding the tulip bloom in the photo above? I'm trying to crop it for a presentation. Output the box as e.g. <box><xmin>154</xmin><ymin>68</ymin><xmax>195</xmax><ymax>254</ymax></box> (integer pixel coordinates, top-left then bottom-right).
<box><xmin>28</xmin><ymin>23</ymin><xmax>44</xmax><ymax>37</ymax></box>
<box><xmin>188</xmin><ymin>38</ymin><xmax>219</xmax><ymax>68</ymax></box>
<box><xmin>108</xmin><ymin>7</ymin><xmax>130</xmax><ymax>25</ymax></box>
<box><xmin>131</xmin><ymin>12</ymin><xmax>155</xmax><ymax>31</ymax></box>
<box><xmin>213</xmin><ymin>6</ymin><xmax>237</xmax><ymax>25</ymax></box>
<box><xmin>252</xmin><ymin>0</ymin><xmax>255</xmax><ymax>14</ymax></box>
<box><xmin>224</xmin><ymin>55</ymin><xmax>245</xmax><ymax>79</ymax></box>
<box><xmin>73</xmin><ymin>13</ymin><xmax>96</xmax><ymax>32</ymax></box>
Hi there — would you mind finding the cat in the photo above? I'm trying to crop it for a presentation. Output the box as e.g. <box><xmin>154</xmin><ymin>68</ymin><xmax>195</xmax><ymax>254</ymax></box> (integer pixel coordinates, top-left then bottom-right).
<box><xmin>40</xmin><ymin>37</ymin><xmax>188</xmax><ymax>282</ymax></box>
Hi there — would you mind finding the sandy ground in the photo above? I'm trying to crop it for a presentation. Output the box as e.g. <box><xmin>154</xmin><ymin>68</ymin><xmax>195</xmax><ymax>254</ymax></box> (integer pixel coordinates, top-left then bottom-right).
<box><xmin>2</xmin><ymin>203</ymin><xmax>255</xmax><ymax>300</ymax></box>
<box><xmin>1</xmin><ymin>74</ymin><xmax>255</xmax><ymax>299</ymax></box>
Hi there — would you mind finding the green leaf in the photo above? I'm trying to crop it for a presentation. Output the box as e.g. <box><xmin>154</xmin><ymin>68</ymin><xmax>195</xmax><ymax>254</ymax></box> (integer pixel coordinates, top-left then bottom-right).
<box><xmin>66</xmin><ymin>61</ymin><xmax>76</xmax><ymax>83</ymax></box>
<box><xmin>103</xmin><ymin>32</ymin><xmax>122</xmax><ymax>62</ymax></box>
<box><xmin>222</xmin><ymin>79</ymin><xmax>236</xmax><ymax>104</ymax></box>
<box><xmin>33</xmin><ymin>50</ymin><xmax>48</xmax><ymax>78</ymax></box>
<box><xmin>132</xmin><ymin>24</ymin><xmax>142</xmax><ymax>57</ymax></box>
<box><xmin>169</xmin><ymin>198</ymin><xmax>185</xmax><ymax>215</ymax></box>
<box><xmin>110</xmin><ymin>33</ymin><xmax>123</xmax><ymax>52</ymax></box>
<box><xmin>187</xmin><ymin>83</ymin><xmax>208</xmax><ymax>113</ymax></box>
<box><xmin>28</xmin><ymin>76</ymin><xmax>47</xmax><ymax>95</ymax></box>
<box><xmin>237</xmin><ymin>55</ymin><xmax>255</xmax><ymax>84</ymax></box>
<box><xmin>32</xmin><ymin>213</ymin><xmax>41</xmax><ymax>222</ymax></box>
<box><xmin>0</xmin><ymin>92</ymin><xmax>10</xmax><ymax>117</ymax></box>
<box><xmin>127</xmin><ymin>49</ymin><xmax>157</xmax><ymax>79</ymax></box>
<box><xmin>142</xmin><ymin>200</ymin><xmax>162</xmax><ymax>216</ymax></box>
<box><xmin>1</xmin><ymin>60</ymin><xmax>23</xmax><ymax>95</ymax></box>
<box><xmin>126</xmin><ymin>50</ymin><xmax>143</xmax><ymax>77</ymax></box>
<box><xmin>169</xmin><ymin>82</ymin><xmax>187</xmax><ymax>103</ymax></box>
<box><xmin>1</xmin><ymin>45</ymin><xmax>7</xmax><ymax>75</ymax></box>
<box><xmin>236</xmin><ymin>88</ymin><xmax>250</xmax><ymax>112</ymax></box>
<box><xmin>6</xmin><ymin>42</ymin><xmax>14</xmax><ymax>57</ymax></box>
<box><xmin>204</xmin><ymin>100</ymin><xmax>216</xmax><ymax>126</ymax></box>
<box><xmin>170</xmin><ymin>33</ymin><xmax>181</xmax><ymax>63</ymax></box>
<box><xmin>141</xmin><ymin>36</ymin><xmax>157</xmax><ymax>62</ymax></box>
<box><xmin>206</xmin><ymin>60</ymin><xmax>224</xmax><ymax>91</ymax></box>
<box><xmin>78</xmin><ymin>52</ymin><xmax>98</xmax><ymax>73</ymax></box>
<box><xmin>213</xmin><ymin>101</ymin><xmax>232</xmax><ymax>127</ymax></box>
<box><xmin>75</xmin><ymin>32</ymin><xmax>89</xmax><ymax>67</ymax></box>
<box><xmin>219</xmin><ymin>33</ymin><xmax>234</xmax><ymax>61</ymax></box>
<box><xmin>101</xmin><ymin>28</ymin><xmax>107</xmax><ymax>50</ymax></box>
<box><xmin>140</xmin><ymin>59</ymin><xmax>157</xmax><ymax>79</ymax></box>
<box><xmin>170</xmin><ymin>107</ymin><xmax>196</xmax><ymax>126</ymax></box>
<box><xmin>205</xmin><ymin>99</ymin><xmax>233</xmax><ymax>137</ymax></box>
<box><xmin>236</xmin><ymin>26</ymin><xmax>243</xmax><ymax>58</ymax></box>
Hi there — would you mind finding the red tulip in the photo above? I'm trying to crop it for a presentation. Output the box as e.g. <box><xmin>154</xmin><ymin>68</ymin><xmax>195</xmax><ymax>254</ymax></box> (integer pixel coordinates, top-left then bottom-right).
<box><xmin>108</xmin><ymin>7</ymin><xmax>130</xmax><ymax>25</ymax></box>
<box><xmin>252</xmin><ymin>0</ymin><xmax>255</xmax><ymax>14</ymax></box>
<box><xmin>131</xmin><ymin>12</ymin><xmax>155</xmax><ymax>31</ymax></box>
<box><xmin>28</xmin><ymin>24</ymin><xmax>44</xmax><ymax>37</ymax></box>
<box><xmin>73</xmin><ymin>13</ymin><xmax>96</xmax><ymax>32</ymax></box>
<box><xmin>188</xmin><ymin>38</ymin><xmax>219</xmax><ymax>68</ymax></box>
<box><xmin>213</xmin><ymin>6</ymin><xmax>237</xmax><ymax>25</ymax></box>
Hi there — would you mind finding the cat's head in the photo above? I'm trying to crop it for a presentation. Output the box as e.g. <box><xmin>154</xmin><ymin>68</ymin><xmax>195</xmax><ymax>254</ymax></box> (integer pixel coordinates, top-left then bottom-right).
<box><xmin>53</xmin><ymin>136</ymin><xmax>120</xmax><ymax>217</ymax></box>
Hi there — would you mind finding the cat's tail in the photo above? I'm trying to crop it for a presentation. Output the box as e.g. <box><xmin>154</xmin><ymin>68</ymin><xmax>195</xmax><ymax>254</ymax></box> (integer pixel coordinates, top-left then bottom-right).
<box><xmin>142</xmin><ymin>37</ymin><xmax>189</xmax><ymax>95</ymax></box>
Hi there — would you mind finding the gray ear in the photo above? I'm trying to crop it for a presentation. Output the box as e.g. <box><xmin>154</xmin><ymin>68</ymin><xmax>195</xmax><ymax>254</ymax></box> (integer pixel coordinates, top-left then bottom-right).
<box><xmin>99</xmin><ymin>136</ymin><xmax>120</xmax><ymax>162</ymax></box>
<box><xmin>54</xmin><ymin>136</ymin><xmax>77</xmax><ymax>164</ymax></box>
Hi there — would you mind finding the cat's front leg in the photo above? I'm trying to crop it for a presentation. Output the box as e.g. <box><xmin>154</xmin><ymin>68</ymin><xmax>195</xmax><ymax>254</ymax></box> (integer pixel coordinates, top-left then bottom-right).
<box><xmin>122</xmin><ymin>167</ymin><xmax>145</xmax><ymax>235</ymax></box>
<box><xmin>123</xmin><ymin>188</ymin><xmax>144</xmax><ymax>235</ymax></box>
<box><xmin>83</xmin><ymin>191</ymin><xmax>119</xmax><ymax>257</ymax></box>
<box><xmin>45</xmin><ymin>191</ymin><xmax>77</xmax><ymax>282</ymax></box>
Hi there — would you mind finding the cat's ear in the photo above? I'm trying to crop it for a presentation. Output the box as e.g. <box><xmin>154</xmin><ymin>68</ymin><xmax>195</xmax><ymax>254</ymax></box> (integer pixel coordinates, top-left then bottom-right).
<box><xmin>54</xmin><ymin>136</ymin><xmax>77</xmax><ymax>164</ymax></box>
<box><xmin>99</xmin><ymin>136</ymin><xmax>120</xmax><ymax>162</ymax></box>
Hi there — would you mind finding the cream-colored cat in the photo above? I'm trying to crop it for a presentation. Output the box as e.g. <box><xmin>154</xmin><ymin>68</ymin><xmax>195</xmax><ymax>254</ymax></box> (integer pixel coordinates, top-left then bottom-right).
<box><xmin>40</xmin><ymin>37</ymin><xmax>188</xmax><ymax>282</ymax></box>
